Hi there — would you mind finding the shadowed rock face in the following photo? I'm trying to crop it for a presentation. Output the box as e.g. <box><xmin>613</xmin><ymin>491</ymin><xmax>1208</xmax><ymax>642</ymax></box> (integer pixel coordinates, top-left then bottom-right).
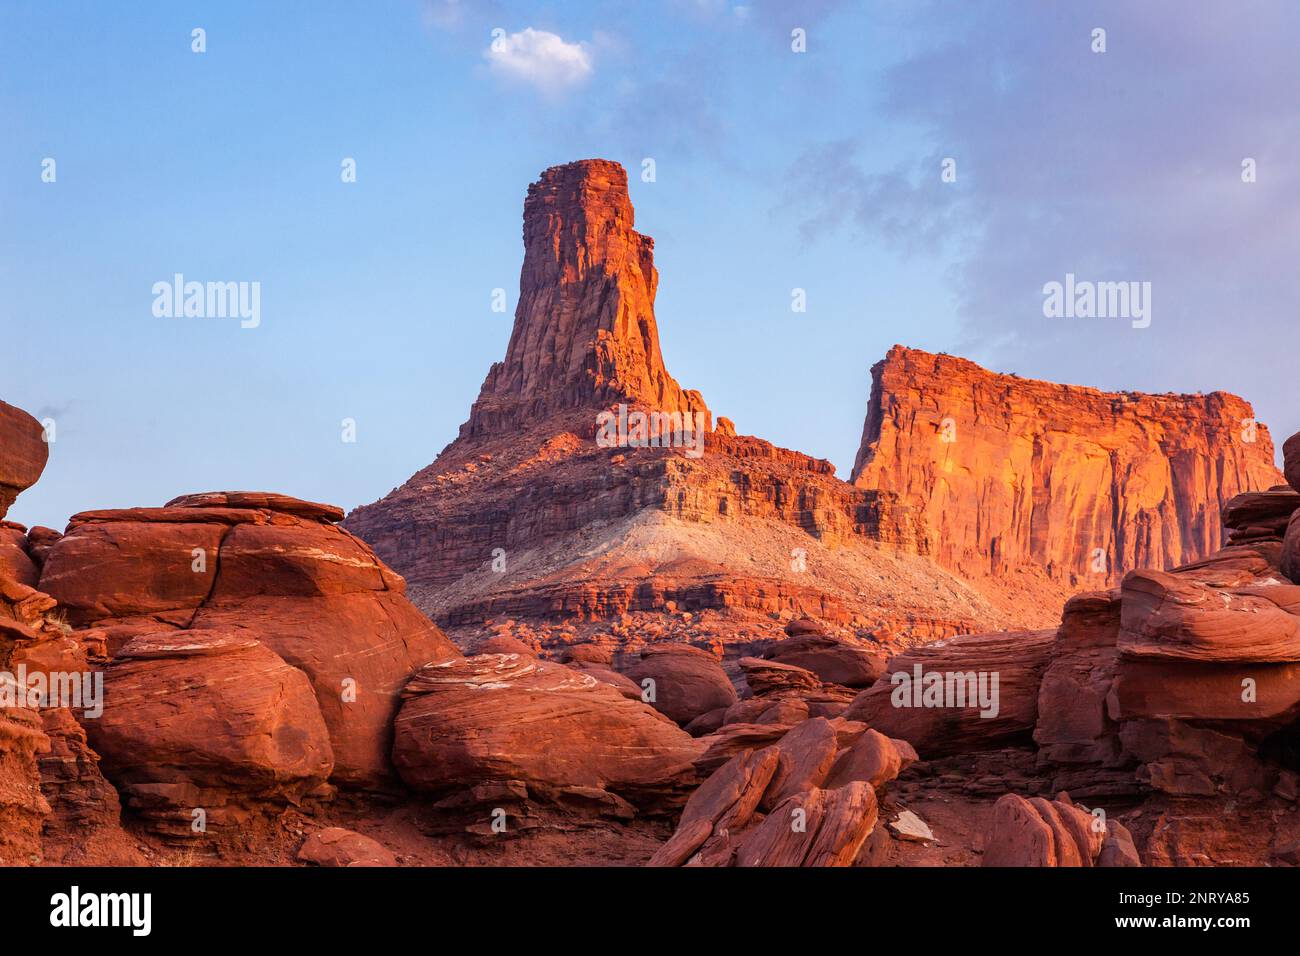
<box><xmin>852</xmin><ymin>345</ymin><xmax>1283</xmax><ymax>584</ymax></box>
<box><xmin>462</xmin><ymin>159</ymin><xmax>710</xmax><ymax>440</ymax></box>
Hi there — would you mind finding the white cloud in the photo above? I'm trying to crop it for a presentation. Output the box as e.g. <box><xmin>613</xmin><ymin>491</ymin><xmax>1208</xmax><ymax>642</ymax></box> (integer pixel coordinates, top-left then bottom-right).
<box><xmin>484</xmin><ymin>27</ymin><xmax>593</xmax><ymax>94</ymax></box>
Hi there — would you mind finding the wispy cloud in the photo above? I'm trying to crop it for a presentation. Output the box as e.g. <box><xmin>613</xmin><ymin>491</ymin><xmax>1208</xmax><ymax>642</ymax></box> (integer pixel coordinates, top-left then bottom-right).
<box><xmin>784</xmin><ymin>0</ymin><xmax>1300</xmax><ymax>444</ymax></box>
<box><xmin>484</xmin><ymin>27</ymin><xmax>593</xmax><ymax>95</ymax></box>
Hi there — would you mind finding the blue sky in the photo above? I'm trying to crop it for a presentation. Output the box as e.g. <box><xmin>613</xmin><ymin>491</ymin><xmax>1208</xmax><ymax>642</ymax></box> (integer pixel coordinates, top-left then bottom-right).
<box><xmin>3</xmin><ymin>1</ymin><xmax>1297</xmax><ymax>530</ymax></box>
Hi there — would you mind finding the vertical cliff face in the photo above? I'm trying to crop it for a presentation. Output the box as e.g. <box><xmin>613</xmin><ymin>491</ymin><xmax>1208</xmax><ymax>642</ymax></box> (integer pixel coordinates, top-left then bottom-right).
<box><xmin>851</xmin><ymin>346</ymin><xmax>1284</xmax><ymax>583</ymax></box>
<box><xmin>462</xmin><ymin>159</ymin><xmax>709</xmax><ymax>439</ymax></box>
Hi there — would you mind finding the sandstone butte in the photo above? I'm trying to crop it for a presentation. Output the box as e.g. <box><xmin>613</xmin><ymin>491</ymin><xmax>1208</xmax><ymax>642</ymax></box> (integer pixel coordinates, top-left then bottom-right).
<box><xmin>853</xmin><ymin>345</ymin><xmax>1282</xmax><ymax>585</ymax></box>
<box><xmin>345</xmin><ymin>158</ymin><xmax>1280</xmax><ymax>660</ymax></box>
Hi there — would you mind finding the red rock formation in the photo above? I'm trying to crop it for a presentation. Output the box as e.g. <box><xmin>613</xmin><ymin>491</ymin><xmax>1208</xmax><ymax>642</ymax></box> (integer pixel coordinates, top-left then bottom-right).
<box><xmin>86</xmin><ymin>629</ymin><xmax>334</xmax><ymax>838</ymax></box>
<box><xmin>852</xmin><ymin>346</ymin><xmax>1283</xmax><ymax>584</ymax></box>
<box><xmin>0</xmin><ymin>400</ymin><xmax>56</xmax><ymax>865</ymax></box>
<box><xmin>981</xmin><ymin>793</ymin><xmax>1137</xmax><ymax>867</ymax></box>
<box><xmin>0</xmin><ymin>400</ymin><xmax>47</xmax><ymax>520</ymax></box>
<box><xmin>297</xmin><ymin>827</ymin><xmax>397</xmax><ymax>867</ymax></box>
<box><xmin>845</xmin><ymin>629</ymin><xmax>1057</xmax><ymax>757</ymax></box>
<box><xmin>392</xmin><ymin>654</ymin><xmax>702</xmax><ymax>814</ymax></box>
<box><xmin>623</xmin><ymin>643</ymin><xmax>737</xmax><ymax>726</ymax></box>
<box><xmin>0</xmin><ymin>707</ymin><xmax>49</xmax><ymax>866</ymax></box>
<box><xmin>346</xmin><ymin>163</ymin><xmax>1046</xmax><ymax>650</ymax></box>
<box><xmin>463</xmin><ymin>159</ymin><xmax>709</xmax><ymax>439</ymax></box>
<box><xmin>38</xmin><ymin>493</ymin><xmax>460</xmax><ymax>788</ymax></box>
<box><xmin>648</xmin><ymin>714</ymin><xmax>912</xmax><ymax>867</ymax></box>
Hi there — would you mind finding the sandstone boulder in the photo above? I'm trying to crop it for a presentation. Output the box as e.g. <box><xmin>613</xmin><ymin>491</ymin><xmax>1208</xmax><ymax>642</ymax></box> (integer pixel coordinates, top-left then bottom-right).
<box><xmin>85</xmin><ymin>629</ymin><xmax>333</xmax><ymax>835</ymax></box>
<box><xmin>0</xmin><ymin>401</ymin><xmax>48</xmax><ymax>520</ymax></box>
<box><xmin>38</xmin><ymin>494</ymin><xmax>460</xmax><ymax>786</ymax></box>
<box><xmin>761</xmin><ymin>633</ymin><xmax>886</xmax><ymax>687</ymax></box>
<box><xmin>846</xmin><ymin>629</ymin><xmax>1056</xmax><ymax>756</ymax></box>
<box><xmin>824</xmin><ymin>728</ymin><xmax>918</xmax><ymax>790</ymax></box>
<box><xmin>738</xmin><ymin>656</ymin><xmax>821</xmax><ymax>697</ymax></box>
<box><xmin>297</xmin><ymin>827</ymin><xmax>397</xmax><ymax>867</ymax></box>
<box><xmin>1118</xmin><ymin>568</ymin><xmax>1300</xmax><ymax>662</ymax></box>
<box><xmin>734</xmin><ymin>783</ymin><xmax>879</xmax><ymax>867</ymax></box>
<box><xmin>623</xmin><ymin>643</ymin><xmax>737</xmax><ymax>726</ymax></box>
<box><xmin>1221</xmin><ymin>488</ymin><xmax>1300</xmax><ymax>534</ymax></box>
<box><xmin>392</xmin><ymin>654</ymin><xmax>701</xmax><ymax>812</ymax></box>
<box><xmin>982</xmin><ymin>793</ymin><xmax>1131</xmax><ymax>867</ymax></box>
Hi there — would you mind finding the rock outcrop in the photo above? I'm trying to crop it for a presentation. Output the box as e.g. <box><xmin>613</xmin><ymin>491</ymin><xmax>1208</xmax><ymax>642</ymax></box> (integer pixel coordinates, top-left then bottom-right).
<box><xmin>86</xmin><ymin>629</ymin><xmax>334</xmax><ymax>837</ymax></box>
<box><xmin>0</xmin><ymin>400</ymin><xmax>48</xmax><ymax>521</ymax></box>
<box><xmin>392</xmin><ymin>654</ymin><xmax>702</xmax><ymax>821</ymax></box>
<box><xmin>346</xmin><ymin>162</ymin><xmax>1051</xmax><ymax>652</ymax></box>
<box><xmin>297</xmin><ymin>827</ymin><xmax>397</xmax><ymax>867</ymax></box>
<box><xmin>461</xmin><ymin>159</ymin><xmax>710</xmax><ymax>440</ymax></box>
<box><xmin>0</xmin><ymin>400</ymin><xmax>56</xmax><ymax>865</ymax></box>
<box><xmin>982</xmin><ymin>793</ymin><xmax>1137</xmax><ymax>867</ymax></box>
<box><xmin>845</xmin><ymin>629</ymin><xmax>1057</xmax><ymax>757</ymax></box>
<box><xmin>623</xmin><ymin>644</ymin><xmax>737</xmax><ymax>726</ymax></box>
<box><xmin>38</xmin><ymin>492</ymin><xmax>460</xmax><ymax>789</ymax></box>
<box><xmin>852</xmin><ymin>346</ymin><xmax>1283</xmax><ymax>584</ymax></box>
<box><xmin>648</xmin><ymin>714</ymin><xmax>913</xmax><ymax>866</ymax></box>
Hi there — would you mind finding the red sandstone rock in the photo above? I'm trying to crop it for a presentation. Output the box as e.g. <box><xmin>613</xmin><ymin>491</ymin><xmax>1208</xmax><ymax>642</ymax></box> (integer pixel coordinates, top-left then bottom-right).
<box><xmin>166</xmin><ymin>491</ymin><xmax>345</xmax><ymax>522</ymax></box>
<box><xmin>761</xmin><ymin>633</ymin><xmax>886</xmax><ymax>687</ymax></box>
<box><xmin>738</xmin><ymin>656</ymin><xmax>822</xmax><ymax>697</ymax></box>
<box><xmin>823</xmin><ymin>728</ymin><xmax>918</xmax><ymax>790</ymax></box>
<box><xmin>460</xmin><ymin>160</ymin><xmax>710</xmax><ymax>440</ymax></box>
<box><xmin>623</xmin><ymin>643</ymin><xmax>737</xmax><ymax>726</ymax></box>
<box><xmin>565</xmin><ymin>660</ymin><xmax>643</xmax><ymax>699</ymax></box>
<box><xmin>694</xmin><ymin>723</ymin><xmax>794</xmax><ymax>774</ymax></box>
<box><xmin>845</xmin><ymin>629</ymin><xmax>1056</xmax><ymax>756</ymax></box>
<box><xmin>1032</xmin><ymin>590</ymin><xmax>1128</xmax><ymax>787</ymax></box>
<box><xmin>646</xmin><ymin>747</ymin><xmax>781</xmax><ymax>866</ymax></box>
<box><xmin>470</xmin><ymin>634</ymin><xmax>537</xmax><ymax>657</ymax></box>
<box><xmin>0</xmin><ymin>524</ymin><xmax>38</xmax><ymax>588</ymax></box>
<box><xmin>40</xmin><ymin>515</ymin><xmax>226</xmax><ymax>625</ymax></box>
<box><xmin>85</xmin><ymin>629</ymin><xmax>334</xmax><ymax>836</ymax></box>
<box><xmin>297</xmin><ymin>827</ymin><xmax>397</xmax><ymax>867</ymax></box>
<box><xmin>36</xmin><ymin>708</ymin><xmax>142</xmax><ymax>865</ymax></box>
<box><xmin>0</xmin><ymin>705</ymin><xmax>50</xmax><ymax>865</ymax></box>
<box><xmin>23</xmin><ymin>526</ymin><xmax>61</xmax><ymax>571</ymax></box>
<box><xmin>1118</xmin><ymin>568</ymin><xmax>1300</xmax><ymax>662</ymax></box>
<box><xmin>721</xmin><ymin>696</ymin><xmax>811</xmax><ymax>728</ymax></box>
<box><xmin>392</xmin><ymin>654</ymin><xmax>701</xmax><ymax>811</ymax></box>
<box><xmin>38</xmin><ymin>495</ymin><xmax>460</xmax><ymax>787</ymax></box>
<box><xmin>343</xmin><ymin>164</ymin><xmax>1042</xmax><ymax>654</ymax></box>
<box><xmin>1222</xmin><ymin>488</ymin><xmax>1300</xmax><ymax>532</ymax></box>
<box><xmin>558</xmin><ymin>644</ymin><xmax>614</xmax><ymax>665</ymax></box>
<box><xmin>1283</xmin><ymin>511</ymin><xmax>1300</xmax><ymax>584</ymax></box>
<box><xmin>0</xmin><ymin>401</ymin><xmax>48</xmax><ymax>520</ymax></box>
<box><xmin>982</xmin><ymin>793</ymin><xmax>1129</xmax><ymax>867</ymax></box>
<box><xmin>852</xmin><ymin>346</ymin><xmax>1283</xmax><ymax>583</ymax></box>
<box><xmin>733</xmin><ymin>783</ymin><xmax>879</xmax><ymax>867</ymax></box>
<box><xmin>784</xmin><ymin>617</ymin><xmax>825</xmax><ymax>638</ymax></box>
<box><xmin>761</xmin><ymin>716</ymin><xmax>840</xmax><ymax>809</ymax></box>
<box><xmin>1286</xmin><ymin>432</ymin><xmax>1300</xmax><ymax>494</ymax></box>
